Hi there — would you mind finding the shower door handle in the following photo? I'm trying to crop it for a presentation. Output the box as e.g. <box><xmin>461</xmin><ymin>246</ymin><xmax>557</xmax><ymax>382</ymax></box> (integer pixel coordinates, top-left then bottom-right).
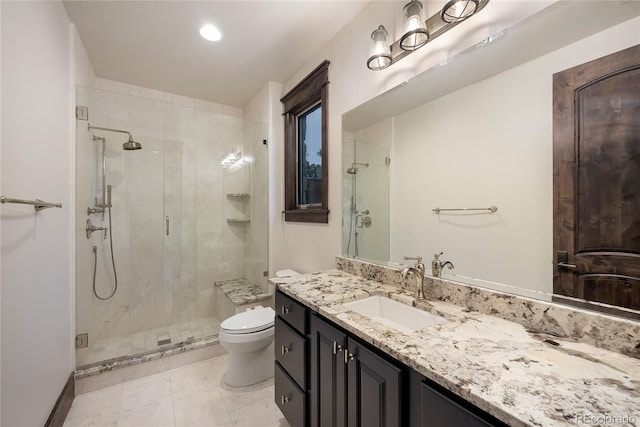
<box><xmin>166</xmin><ymin>216</ymin><xmax>170</xmax><ymax>236</ymax></box>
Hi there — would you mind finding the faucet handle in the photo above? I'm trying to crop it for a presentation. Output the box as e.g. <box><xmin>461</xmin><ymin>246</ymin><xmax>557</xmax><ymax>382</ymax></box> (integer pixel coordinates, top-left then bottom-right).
<box><xmin>433</xmin><ymin>252</ymin><xmax>443</xmax><ymax>260</ymax></box>
<box><xmin>404</xmin><ymin>255</ymin><xmax>422</xmax><ymax>263</ymax></box>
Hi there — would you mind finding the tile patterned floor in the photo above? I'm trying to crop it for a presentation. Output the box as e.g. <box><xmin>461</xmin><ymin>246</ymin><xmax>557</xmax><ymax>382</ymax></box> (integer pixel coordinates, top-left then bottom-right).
<box><xmin>64</xmin><ymin>353</ymin><xmax>290</xmax><ymax>427</ymax></box>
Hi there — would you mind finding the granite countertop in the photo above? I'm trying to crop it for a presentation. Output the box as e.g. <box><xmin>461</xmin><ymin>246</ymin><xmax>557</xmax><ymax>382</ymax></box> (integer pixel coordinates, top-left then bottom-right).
<box><xmin>272</xmin><ymin>270</ymin><xmax>640</xmax><ymax>427</ymax></box>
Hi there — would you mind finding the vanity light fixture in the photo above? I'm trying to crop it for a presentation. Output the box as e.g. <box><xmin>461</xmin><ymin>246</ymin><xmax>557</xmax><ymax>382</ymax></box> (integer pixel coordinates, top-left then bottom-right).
<box><xmin>367</xmin><ymin>26</ymin><xmax>392</xmax><ymax>71</ymax></box>
<box><xmin>367</xmin><ymin>0</ymin><xmax>489</xmax><ymax>71</ymax></box>
<box><xmin>441</xmin><ymin>0</ymin><xmax>479</xmax><ymax>23</ymax></box>
<box><xmin>400</xmin><ymin>0</ymin><xmax>429</xmax><ymax>51</ymax></box>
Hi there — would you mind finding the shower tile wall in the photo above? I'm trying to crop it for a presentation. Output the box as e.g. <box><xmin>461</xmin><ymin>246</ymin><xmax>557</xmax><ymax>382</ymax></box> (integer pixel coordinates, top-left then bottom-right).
<box><xmin>76</xmin><ymin>80</ymin><xmax>266</xmax><ymax>367</ymax></box>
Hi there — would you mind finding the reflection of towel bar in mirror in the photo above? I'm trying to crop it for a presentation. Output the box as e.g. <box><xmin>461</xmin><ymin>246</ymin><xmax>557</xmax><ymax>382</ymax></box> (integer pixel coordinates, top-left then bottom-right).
<box><xmin>1</xmin><ymin>195</ymin><xmax>62</xmax><ymax>211</ymax></box>
<box><xmin>432</xmin><ymin>206</ymin><xmax>497</xmax><ymax>214</ymax></box>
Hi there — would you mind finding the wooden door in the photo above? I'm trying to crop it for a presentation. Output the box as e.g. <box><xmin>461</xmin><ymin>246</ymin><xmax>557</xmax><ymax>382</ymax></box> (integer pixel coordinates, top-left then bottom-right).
<box><xmin>310</xmin><ymin>315</ymin><xmax>347</xmax><ymax>427</ymax></box>
<box><xmin>553</xmin><ymin>45</ymin><xmax>640</xmax><ymax>313</ymax></box>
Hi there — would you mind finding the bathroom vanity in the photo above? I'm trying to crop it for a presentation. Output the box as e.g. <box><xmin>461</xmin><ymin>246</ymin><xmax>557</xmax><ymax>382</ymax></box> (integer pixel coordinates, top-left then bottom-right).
<box><xmin>272</xmin><ymin>260</ymin><xmax>640</xmax><ymax>427</ymax></box>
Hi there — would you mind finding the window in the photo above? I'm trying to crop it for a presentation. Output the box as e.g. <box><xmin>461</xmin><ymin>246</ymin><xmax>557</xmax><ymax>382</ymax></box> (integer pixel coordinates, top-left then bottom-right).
<box><xmin>281</xmin><ymin>60</ymin><xmax>330</xmax><ymax>223</ymax></box>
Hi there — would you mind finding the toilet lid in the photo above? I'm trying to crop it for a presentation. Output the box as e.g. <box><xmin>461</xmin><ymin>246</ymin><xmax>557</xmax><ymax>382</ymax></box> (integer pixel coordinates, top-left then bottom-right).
<box><xmin>221</xmin><ymin>307</ymin><xmax>275</xmax><ymax>334</ymax></box>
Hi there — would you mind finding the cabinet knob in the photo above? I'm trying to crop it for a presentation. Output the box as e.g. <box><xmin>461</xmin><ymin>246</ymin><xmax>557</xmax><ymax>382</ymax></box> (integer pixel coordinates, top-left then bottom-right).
<box><xmin>281</xmin><ymin>394</ymin><xmax>290</xmax><ymax>405</ymax></box>
<box><xmin>344</xmin><ymin>350</ymin><xmax>355</xmax><ymax>363</ymax></box>
<box><xmin>281</xmin><ymin>344</ymin><xmax>291</xmax><ymax>354</ymax></box>
<box><xmin>333</xmin><ymin>341</ymin><xmax>343</xmax><ymax>355</ymax></box>
<box><xmin>281</xmin><ymin>306</ymin><xmax>289</xmax><ymax>315</ymax></box>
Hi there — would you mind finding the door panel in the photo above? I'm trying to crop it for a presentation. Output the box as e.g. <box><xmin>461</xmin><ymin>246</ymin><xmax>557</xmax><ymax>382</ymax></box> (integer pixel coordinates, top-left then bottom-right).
<box><xmin>553</xmin><ymin>44</ymin><xmax>640</xmax><ymax>311</ymax></box>
<box><xmin>579</xmin><ymin>275</ymin><xmax>640</xmax><ymax>310</ymax></box>
<box><xmin>576</xmin><ymin>69</ymin><xmax>640</xmax><ymax>254</ymax></box>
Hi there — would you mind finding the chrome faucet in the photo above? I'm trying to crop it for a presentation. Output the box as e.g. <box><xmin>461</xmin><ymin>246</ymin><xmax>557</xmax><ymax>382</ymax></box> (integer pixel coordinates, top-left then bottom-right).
<box><xmin>432</xmin><ymin>252</ymin><xmax>455</xmax><ymax>278</ymax></box>
<box><xmin>401</xmin><ymin>256</ymin><xmax>426</xmax><ymax>300</ymax></box>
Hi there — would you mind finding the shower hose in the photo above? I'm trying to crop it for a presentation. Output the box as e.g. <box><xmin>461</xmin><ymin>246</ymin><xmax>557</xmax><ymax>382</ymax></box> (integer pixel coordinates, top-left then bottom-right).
<box><xmin>92</xmin><ymin>205</ymin><xmax>118</xmax><ymax>300</ymax></box>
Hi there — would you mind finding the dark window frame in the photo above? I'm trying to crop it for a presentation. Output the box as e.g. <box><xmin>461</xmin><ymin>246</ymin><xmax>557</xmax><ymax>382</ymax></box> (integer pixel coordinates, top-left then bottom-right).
<box><xmin>281</xmin><ymin>60</ymin><xmax>330</xmax><ymax>223</ymax></box>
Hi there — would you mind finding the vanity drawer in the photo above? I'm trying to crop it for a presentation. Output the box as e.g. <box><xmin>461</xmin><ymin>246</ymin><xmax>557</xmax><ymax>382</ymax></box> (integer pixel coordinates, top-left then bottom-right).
<box><xmin>275</xmin><ymin>316</ymin><xmax>307</xmax><ymax>389</ymax></box>
<box><xmin>275</xmin><ymin>361</ymin><xmax>306</xmax><ymax>427</ymax></box>
<box><xmin>276</xmin><ymin>290</ymin><xmax>307</xmax><ymax>334</ymax></box>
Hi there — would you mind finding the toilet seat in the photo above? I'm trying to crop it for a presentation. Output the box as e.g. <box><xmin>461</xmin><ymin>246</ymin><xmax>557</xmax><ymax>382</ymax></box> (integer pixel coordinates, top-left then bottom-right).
<box><xmin>220</xmin><ymin>306</ymin><xmax>275</xmax><ymax>334</ymax></box>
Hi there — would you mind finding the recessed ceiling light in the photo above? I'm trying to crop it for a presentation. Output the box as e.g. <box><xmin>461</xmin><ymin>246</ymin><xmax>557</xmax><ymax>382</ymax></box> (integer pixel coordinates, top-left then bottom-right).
<box><xmin>199</xmin><ymin>24</ymin><xmax>222</xmax><ymax>42</ymax></box>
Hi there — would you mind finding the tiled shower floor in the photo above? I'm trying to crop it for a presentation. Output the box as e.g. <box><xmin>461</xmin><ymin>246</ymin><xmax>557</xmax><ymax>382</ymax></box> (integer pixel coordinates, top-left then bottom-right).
<box><xmin>80</xmin><ymin>316</ymin><xmax>221</xmax><ymax>367</ymax></box>
<box><xmin>64</xmin><ymin>353</ymin><xmax>290</xmax><ymax>427</ymax></box>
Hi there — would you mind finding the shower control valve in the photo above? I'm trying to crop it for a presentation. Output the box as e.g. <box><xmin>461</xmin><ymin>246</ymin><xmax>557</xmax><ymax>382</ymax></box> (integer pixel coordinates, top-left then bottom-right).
<box><xmin>86</xmin><ymin>219</ymin><xmax>108</xmax><ymax>239</ymax></box>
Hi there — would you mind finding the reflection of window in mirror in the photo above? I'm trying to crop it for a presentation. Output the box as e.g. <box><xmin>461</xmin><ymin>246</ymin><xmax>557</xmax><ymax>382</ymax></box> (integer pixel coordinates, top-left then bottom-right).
<box><xmin>281</xmin><ymin>60</ymin><xmax>329</xmax><ymax>223</ymax></box>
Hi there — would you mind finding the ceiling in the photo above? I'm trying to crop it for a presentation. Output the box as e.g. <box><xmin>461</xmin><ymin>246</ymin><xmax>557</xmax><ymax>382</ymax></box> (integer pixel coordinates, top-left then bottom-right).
<box><xmin>64</xmin><ymin>1</ymin><xmax>369</xmax><ymax>108</ymax></box>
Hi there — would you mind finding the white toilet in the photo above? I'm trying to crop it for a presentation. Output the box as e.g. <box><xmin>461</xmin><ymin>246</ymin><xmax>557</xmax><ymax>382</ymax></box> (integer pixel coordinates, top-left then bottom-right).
<box><xmin>218</xmin><ymin>270</ymin><xmax>299</xmax><ymax>387</ymax></box>
<box><xmin>218</xmin><ymin>305</ymin><xmax>276</xmax><ymax>387</ymax></box>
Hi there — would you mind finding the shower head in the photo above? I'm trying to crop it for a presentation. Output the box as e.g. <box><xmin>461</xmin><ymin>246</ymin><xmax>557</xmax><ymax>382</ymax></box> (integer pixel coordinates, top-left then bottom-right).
<box><xmin>346</xmin><ymin>162</ymin><xmax>369</xmax><ymax>174</ymax></box>
<box><xmin>88</xmin><ymin>124</ymin><xmax>142</xmax><ymax>150</ymax></box>
<box><xmin>122</xmin><ymin>136</ymin><xmax>142</xmax><ymax>151</ymax></box>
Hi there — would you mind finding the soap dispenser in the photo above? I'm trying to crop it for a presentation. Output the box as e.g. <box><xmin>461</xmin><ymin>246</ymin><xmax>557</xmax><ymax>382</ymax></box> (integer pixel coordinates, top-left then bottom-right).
<box><xmin>432</xmin><ymin>252</ymin><xmax>455</xmax><ymax>278</ymax></box>
<box><xmin>432</xmin><ymin>252</ymin><xmax>443</xmax><ymax>277</ymax></box>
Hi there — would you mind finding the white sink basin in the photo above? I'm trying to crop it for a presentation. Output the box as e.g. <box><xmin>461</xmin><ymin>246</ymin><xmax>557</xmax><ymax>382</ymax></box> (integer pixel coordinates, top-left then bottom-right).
<box><xmin>341</xmin><ymin>295</ymin><xmax>445</xmax><ymax>334</ymax></box>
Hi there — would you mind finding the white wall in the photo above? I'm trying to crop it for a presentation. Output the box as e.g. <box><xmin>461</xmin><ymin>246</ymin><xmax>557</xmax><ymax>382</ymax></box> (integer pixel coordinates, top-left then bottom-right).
<box><xmin>1</xmin><ymin>2</ymin><xmax>75</xmax><ymax>425</ymax></box>
<box><xmin>390</xmin><ymin>16</ymin><xmax>640</xmax><ymax>298</ymax></box>
<box><xmin>279</xmin><ymin>1</ymin><xmax>553</xmax><ymax>273</ymax></box>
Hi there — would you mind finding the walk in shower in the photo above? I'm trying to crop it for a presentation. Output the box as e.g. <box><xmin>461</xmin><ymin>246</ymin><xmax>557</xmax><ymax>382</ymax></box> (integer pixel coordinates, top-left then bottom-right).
<box><xmin>75</xmin><ymin>86</ymin><xmax>268</xmax><ymax>368</ymax></box>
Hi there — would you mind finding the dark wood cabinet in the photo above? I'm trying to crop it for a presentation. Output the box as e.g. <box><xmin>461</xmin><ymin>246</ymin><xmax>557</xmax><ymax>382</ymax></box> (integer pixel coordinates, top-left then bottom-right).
<box><xmin>309</xmin><ymin>314</ymin><xmax>347</xmax><ymax>427</ymax></box>
<box><xmin>275</xmin><ymin>362</ymin><xmax>306</xmax><ymax>427</ymax></box>
<box><xmin>346</xmin><ymin>337</ymin><xmax>403</xmax><ymax>427</ymax></box>
<box><xmin>275</xmin><ymin>316</ymin><xmax>307</xmax><ymax>390</ymax></box>
<box><xmin>275</xmin><ymin>291</ymin><xmax>507</xmax><ymax>427</ymax></box>
<box><xmin>310</xmin><ymin>314</ymin><xmax>403</xmax><ymax>427</ymax></box>
<box><xmin>410</xmin><ymin>370</ymin><xmax>507</xmax><ymax>427</ymax></box>
<box><xmin>276</xmin><ymin>291</ymin><xmax>308</xmax><ymax>334</ymax></box>
<box><xmin>275</xmin><ymin>292</ymin><xmax>309</xmax><ymax>427</ymax></box>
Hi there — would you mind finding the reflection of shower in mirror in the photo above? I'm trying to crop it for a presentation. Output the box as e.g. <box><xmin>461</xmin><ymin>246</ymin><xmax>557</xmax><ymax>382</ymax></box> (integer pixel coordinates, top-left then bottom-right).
<box><xmin>346</xmin><ymin>162</ymin><xmax>369</xmax><ymax>175</ymax></box>
<box><xmin>346</xmin><ymin>154</ymin><xmax>373</xmax><ymax>256</ymax></box>
<box><xmin>342</xmin><ymin>133</ymin><xmax>391</xmax><ymax>262</ymax></box>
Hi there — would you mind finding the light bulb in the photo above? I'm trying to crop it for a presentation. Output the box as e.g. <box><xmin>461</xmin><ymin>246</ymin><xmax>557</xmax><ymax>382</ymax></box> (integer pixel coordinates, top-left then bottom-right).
<box><xmin>199</xmin><ymin>24</ymin><xmax>222</xmax><ymax>42</ymax></box>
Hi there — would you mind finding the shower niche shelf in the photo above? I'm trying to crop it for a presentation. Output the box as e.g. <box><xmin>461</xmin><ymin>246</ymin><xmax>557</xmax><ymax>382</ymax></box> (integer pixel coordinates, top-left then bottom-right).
<box><xmin>226</xmin><ymin>218</ymin><xmax>250</xmax><ymax>223</ymax></box>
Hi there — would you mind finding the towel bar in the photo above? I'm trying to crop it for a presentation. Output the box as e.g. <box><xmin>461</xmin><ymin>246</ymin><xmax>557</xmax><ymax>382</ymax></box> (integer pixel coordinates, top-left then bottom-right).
<box><xmin>1</xmin><ymin>195</ymin><xmax>62</xmax><ymax>211</ymax></box>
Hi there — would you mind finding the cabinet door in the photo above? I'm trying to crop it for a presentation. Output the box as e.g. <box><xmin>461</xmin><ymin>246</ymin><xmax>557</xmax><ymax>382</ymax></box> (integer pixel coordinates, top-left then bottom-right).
<box><xmin>346</xmin><ymin>337</ymin><xmax>402</xmax><ymax>427</ymax></box>
<box><xmin>310</xmin><ymin>314</ymin><xmax>348</xmax><ymax>427</ymax></box>
<box><xmin>410</xmin><ymin>369</ymin><xmax>506</xmax><ymax>427</ymax></box>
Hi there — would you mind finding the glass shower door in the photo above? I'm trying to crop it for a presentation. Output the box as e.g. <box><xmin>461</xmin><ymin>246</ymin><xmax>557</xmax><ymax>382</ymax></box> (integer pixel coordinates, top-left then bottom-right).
<box><xmin>75</xmin><ymin>86</ymin><xmax>167</xmax><ymax>367</ymax></box>
<box><xmin>76</xmin><ymin>85</ymin><xmax>269</xmax><ymax>369</ymax></box>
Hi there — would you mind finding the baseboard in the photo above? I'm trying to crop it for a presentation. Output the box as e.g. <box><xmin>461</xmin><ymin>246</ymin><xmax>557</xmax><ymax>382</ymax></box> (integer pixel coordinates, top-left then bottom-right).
<box><xmin>44</xmin><ymin>372</ymin><xmax>75</xmax><ymax>427</ymax></box>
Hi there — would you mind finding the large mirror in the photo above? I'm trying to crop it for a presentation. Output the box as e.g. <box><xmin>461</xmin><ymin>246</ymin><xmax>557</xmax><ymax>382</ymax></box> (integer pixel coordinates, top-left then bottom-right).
<box><xmin>342</xmin><ymin>1</ymin><xmax>640</xmax><ymax>305</ymax></box>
